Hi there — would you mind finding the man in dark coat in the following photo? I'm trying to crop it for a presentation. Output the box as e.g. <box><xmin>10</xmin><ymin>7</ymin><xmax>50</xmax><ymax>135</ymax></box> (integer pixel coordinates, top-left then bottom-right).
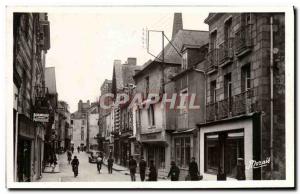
<box><xmin>168</xmin><ymin>161</ymin><xmax>180</xmax><ymax>181</ymax></box>
<box><xmin>107</xmin><ymin>155</ymin><xmax>114</xmax><ymax>174</ymax></box>
<box><xmin>128</xmin><ymin>156</ymin><xmax>137</xmax><ymax>181</ymax></box>
<box><xmin>148</xmin><ymin>160</ymin><xmax>157</xmax><ymax>181</ymax></box>
<box><xmin>139</xmin><ymin>156</ymin><xmax>147</xmax><ymax>181</ymax></box>
<box><xmin>189</xmin><ymin>157</ymin><xmax>200</xmax><ymax>181</ymax></box>
<box><xmin>71</xmin><ymin>156</ymin><xmax>79</xmax><ymax>177</ymax></box>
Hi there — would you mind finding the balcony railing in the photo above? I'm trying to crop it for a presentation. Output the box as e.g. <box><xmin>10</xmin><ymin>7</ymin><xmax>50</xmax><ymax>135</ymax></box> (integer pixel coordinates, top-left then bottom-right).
<box><xmin>235</xmin><ymin>24</ymin><xmax>253</xmax><ymax>56</ymax></box>
<box><xmin>206</xmin><ymin>48</ymin><xmax>219</xmax><ymax>73</ymax></box>
<box><xmin>218</xmin><ymin>38</ymin><xmax>234</xmax><ymax>66</ymax></box>
<box><xmin>206</xmin><ymin>102</ymin><xmax>218</xmax><ymax>122</ymax></box>
<box><xmin>206</xmin><ymin>88</ymin><xmax>254</xmax><ymax>122</ymax></box>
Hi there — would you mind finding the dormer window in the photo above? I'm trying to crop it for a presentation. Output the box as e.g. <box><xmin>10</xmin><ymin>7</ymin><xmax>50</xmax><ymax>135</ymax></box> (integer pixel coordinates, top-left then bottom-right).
<box><xmin>182</xmin><ymin>51</ymin><xmax>188</xmax><ymax>70</ymax></box>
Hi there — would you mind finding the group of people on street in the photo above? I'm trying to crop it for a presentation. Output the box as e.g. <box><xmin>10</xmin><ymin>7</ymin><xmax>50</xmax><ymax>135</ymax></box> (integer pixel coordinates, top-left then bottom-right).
<box><xmin>128</xmin><ymin>156</ymin><xmax>200</xmax><ymax>182</ymax></box>
<box><xmin>66</xmin><ymin>149</ymin><xmax>201</xmax><ymax>181</ymax></box>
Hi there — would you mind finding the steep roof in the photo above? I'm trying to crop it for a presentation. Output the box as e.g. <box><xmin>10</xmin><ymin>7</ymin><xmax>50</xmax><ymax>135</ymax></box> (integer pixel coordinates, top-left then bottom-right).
<box><xmin>135</xmin><ymin>29</ymin><xmax>209</xmax><ymax>78</ymax></box>
<box><xmin>156</xmin><ymin>29</ymin><xmax>209</xmax><ymax>64</ymax></box>
<box><xmin>45</xmin><ymin>67</ymin><xmax>57</xmax><ymax>94</ymax></box>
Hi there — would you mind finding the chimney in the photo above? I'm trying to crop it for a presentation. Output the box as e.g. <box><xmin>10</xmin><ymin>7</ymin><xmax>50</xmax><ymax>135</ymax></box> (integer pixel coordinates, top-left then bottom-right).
<box><xmin>78</xmin><ymin>100</ymin><xmax>82</xmax><ymax>112</ymax></box>
<box><xmin>172</xmin><ymin>13</ymin><xmax>183</xmax><ymax>39</ymax></box>
<box><xmin>127</xmin><ymin>57</ymin><xmax>137</xmax><ymax>66</ymax></box>
<box><xmin>114</xmin><ymin>59</ymin><xmax>121</xmax><ymax>66</ymax></box>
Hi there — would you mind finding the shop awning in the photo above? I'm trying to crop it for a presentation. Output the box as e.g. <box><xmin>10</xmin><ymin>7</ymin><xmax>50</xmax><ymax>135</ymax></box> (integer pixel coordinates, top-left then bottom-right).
<box><xmin>172</xmin><ymin>128</ymin><xmax>195</xmax><ymax>134</ymax></box>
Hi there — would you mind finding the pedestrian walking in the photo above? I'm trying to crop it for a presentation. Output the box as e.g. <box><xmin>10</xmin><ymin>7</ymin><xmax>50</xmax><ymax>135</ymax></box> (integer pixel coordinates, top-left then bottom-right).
<box><xmin>67</xmin><ymin>150</ymin><xmax>72</xmax><ymax>164</ymax></box>
<box><xmin>71</xmin><ymin>156</ymin><xmax>79</xmax><ymax>177</ymax></box>
<box><xmin>189</xmin><ymin>157</ymin><xmax>201</xmax><ymax>181</ymax></box>
<box><xmin>167</xmin><ymin>161</ymin><xmax>180</xmax><ymax>181</ymax></box>
<box><xmin>107</xmin><ymin>155</ymin><xmax>114</xmax><ymax>174</ymax></box>
<box><xmin>128</xmin><ymin>156</ymin><xmax>137</xmax><ymax>181</ymax></box>
<box><xmin>139</xmin><ymin>156</ymin><xmax>147</xmax><ymax>181</ymax></box>
<box><xmin>52</xmin><ymin>154</ymin><xmax>57</xmax><ymax>172</ymax></box>
<box><xmin>147</xmin><ymin>160</ymin><xmax>157</xmax><ymax>181</ymax></box>
<box><xmin>96</xmin><ymin>154</ymin><xmax>103</xmax><ymax>173</ymax></box>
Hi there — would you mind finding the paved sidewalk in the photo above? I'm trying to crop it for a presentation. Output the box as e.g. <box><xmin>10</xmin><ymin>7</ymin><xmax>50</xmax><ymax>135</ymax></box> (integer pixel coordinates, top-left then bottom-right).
<box><xmin>43</xmin><ymin>154</ymin><xmax>60</xmax><ymax>173</ymax></box>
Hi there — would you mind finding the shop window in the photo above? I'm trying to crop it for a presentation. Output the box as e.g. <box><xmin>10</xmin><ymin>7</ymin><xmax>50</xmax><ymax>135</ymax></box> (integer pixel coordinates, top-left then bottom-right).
<box><xmin>204</xmin><ymin>130</ymin><xmax>244</xmax><ymax>178</ymax></box>
<box><xmin>174</xmin><ymin>137</ymin><xmax>191</xmax><ymax>168</ymax></box>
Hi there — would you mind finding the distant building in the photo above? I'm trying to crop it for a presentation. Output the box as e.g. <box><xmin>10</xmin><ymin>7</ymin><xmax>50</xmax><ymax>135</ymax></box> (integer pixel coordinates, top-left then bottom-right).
<box><xmin>71</xmin><ymin>100</ymin><xmax>90</xmax><ymax>149</ymax></box>
<box><xmin>57</xmin><ymin>101</ymin><xmax>71</xmax><ymax>150</ymax></box>
<box><xmin>87</xmin><ymin>103</ymin><xmax>99</xmax><ymax>151</ymax></box>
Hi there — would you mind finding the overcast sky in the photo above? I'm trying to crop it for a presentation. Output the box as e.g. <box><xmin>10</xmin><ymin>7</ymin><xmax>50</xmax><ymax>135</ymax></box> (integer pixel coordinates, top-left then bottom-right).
<box><xmin>45</xmin><ymin>8</ymin><xmax>209</xmax><ymax>113</ymax></box>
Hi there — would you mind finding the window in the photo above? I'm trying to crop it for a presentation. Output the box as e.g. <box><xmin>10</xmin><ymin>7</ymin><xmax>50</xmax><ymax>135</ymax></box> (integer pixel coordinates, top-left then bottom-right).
<box><xmin>182</xmin><ymin>51</ymin><xmax>188</xmax><ymax>70</ymax></box>
<box><xmin>81</xmin><ymin>128</ymin><xmax>84</xmax><ymax>141</ymax></box>
<box><xmin>241</xmin><ymin>64</ymin><xmax>251</xmax><ymax>92</ymax></box>
<box><xmin>210</xmin><ymin>80</ymin><xmax>217</xmax><ymax>103</ymax></box>
<box><xmin>210</xmin><ymin>31</ymin><xmax>217</xmax><ymax>50</ymax></box>
<box><xmin>204</xmin><ymin>131</ymin><xmax>245</xmax><ymax>177</ymax></box>
<box><xmin>224</xmin><ymin>18</ymin><xmax>233</xmax><ymax>48</ymax></box>
<box><xmin>224</xmin><ymin>73</ymin><xmax>232</xmax><ymax>110</ymax></box>
<box><xmin>147</xmin><ymin>104</ymin><xmax>155</xmax><ymax>127</ymax></box>
<box><xmin>179</xmin><ymin>89</ymin><xmax>188</xmax><ymax>115</ymax></box>
<box><xmin>174</xmin><ymin>137</ymin><xmax>191</xmax><ymax>168</ymax></box>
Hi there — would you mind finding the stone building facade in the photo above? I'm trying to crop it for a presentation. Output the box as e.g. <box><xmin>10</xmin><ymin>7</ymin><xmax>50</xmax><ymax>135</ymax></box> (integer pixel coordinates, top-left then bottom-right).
<box><xmin>13</xmin><ymin>12</ymin><xmax>51</xmax><ymax>182</ymax></box>
<box><xmin>198</xmin><ymin>13</ymin><xmax>285</xmax><ymax>180</ymax></box>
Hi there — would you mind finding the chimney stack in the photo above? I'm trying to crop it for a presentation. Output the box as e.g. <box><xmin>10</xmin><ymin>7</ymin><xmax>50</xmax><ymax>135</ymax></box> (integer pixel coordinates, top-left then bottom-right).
<box><xmin>127</xmin><ymin>57</ymin><xmax>137</xmax><ymax>66</ymax></box>
<box><xmin>114</xmin><ymin>59</ymin><xmax>121</xmax><ymax>66</ymax></box>
<box><xmin>172</xmin><ymin>13</ymin><xmax>183</xmax><ymax>39</ymax></box>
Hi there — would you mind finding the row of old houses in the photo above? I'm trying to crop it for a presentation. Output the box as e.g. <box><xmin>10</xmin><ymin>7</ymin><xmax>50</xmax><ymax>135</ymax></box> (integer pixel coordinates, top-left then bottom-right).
<box><xmin>13</xmin><ymin>13</ymin><xmax>72</xmax><ymax>182</ymax></box>
<box><xmin>98</xmin><ymin>12</ymin><xmax>285</xmax><ymax>181</ymax></box>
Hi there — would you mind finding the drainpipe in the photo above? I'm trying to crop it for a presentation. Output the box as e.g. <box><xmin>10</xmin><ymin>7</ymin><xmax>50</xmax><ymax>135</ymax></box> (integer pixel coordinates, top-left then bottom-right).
<box><xmin>193</xmin><ymin>68</ymin><xmax>207</xmax><ymax>123</ymax></box>
<box><xmin>270</xmin><ymin>16</ymin><xmax>274</xmax><ymax>179</ymax></box>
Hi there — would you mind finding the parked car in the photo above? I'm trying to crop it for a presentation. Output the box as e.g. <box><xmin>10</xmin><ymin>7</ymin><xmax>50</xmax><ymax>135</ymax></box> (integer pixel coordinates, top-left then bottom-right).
<box><xmin>88</xmin><ymin>150</ymin><xmax>105</xmax><ymax>163</ymax></box>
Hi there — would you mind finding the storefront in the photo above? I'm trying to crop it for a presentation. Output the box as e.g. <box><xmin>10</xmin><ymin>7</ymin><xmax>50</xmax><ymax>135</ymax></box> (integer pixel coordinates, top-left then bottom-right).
<box><xmin>199</xmin><ymin>115</ymin><xmax>261</xmax><ymax>180</ymax></box>
<box><xmin>170</xmin><ymin>129</ymin><xmax>199</xmax><ymax>180</ymax></box>
<box><xmin>17</xmin><ymin>114</ymin><xmax>35</xmax><ymax>182</ymax></box>
<box><xmin>140</xmin><ymin>131</ymin><xmax>168</xmax><ymax>170</ymax></box>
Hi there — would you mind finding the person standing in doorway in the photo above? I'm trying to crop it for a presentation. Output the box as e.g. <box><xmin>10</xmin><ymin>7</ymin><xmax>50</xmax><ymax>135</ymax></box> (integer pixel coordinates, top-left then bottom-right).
<box><xmin>189</xmin><ymin>157</ymin><xmax>201</xmax><ymax>181</ymax></box>
<box><xmin>139</xmin><ymin>156</ymin><xmax>147</xmax><ymax>181</ymax></box>
<box><xmin>148</xmin><ymin>160</ymin><xmax>157</xmax><ymax>181</ymax></box>
<box><xmin>128</xmin><ymin>156</ymin><xmax>137</xmax><ymax>181</ymax></box>
<box><xmin>168</xmin><ymin>161</ymin><xmax>180</xmax><ymax>181</ymax></box>
<box><xmin>107</xmin><ymin>155</ymin><xmax>114</xmax><ymax>174</ymax></box>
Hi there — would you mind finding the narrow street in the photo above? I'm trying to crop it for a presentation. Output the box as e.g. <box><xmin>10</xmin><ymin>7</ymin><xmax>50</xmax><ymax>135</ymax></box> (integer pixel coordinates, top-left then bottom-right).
<box><xmin>39</xmin><ymin>152</ymin><xmax>131</xmax><ymax>182</ymax></box>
